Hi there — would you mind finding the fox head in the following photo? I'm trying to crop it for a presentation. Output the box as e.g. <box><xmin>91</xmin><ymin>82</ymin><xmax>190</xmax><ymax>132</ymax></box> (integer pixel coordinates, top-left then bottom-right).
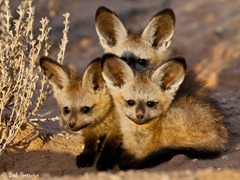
<box><xmin>40</xmin><ymin>57</ymin><xmax>112</xmax><ymax>131</ymax></box>
<box><xmin>95</xmin><ymin>6</ymin><xmax>175</xmax><ymax>71</ymax></box>
<box><xmin>102</xmin><ymin>54</ymin><xmax>186</xmax><ymax>125</ymax></box>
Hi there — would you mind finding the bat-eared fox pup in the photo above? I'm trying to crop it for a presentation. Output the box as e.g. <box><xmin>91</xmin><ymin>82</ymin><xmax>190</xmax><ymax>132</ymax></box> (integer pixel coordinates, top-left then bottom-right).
<box><xmin>96</xmin><ymin>6</ymin><xmax>209</xmax><ymax>100</ymax></box>
<box><xmin>40</xmin><ymin>57</ymin><xmax>122</xmax><ymax>171</ymax></box>
<box><xmin>95</xmin><ymin>6</ymin><xmax>175</xmax><ymax>71</ymax></box>
<box><xmin>102</xmin><ymin>54</ymin><xmax>228</xmax><ymax>170</ymax></box>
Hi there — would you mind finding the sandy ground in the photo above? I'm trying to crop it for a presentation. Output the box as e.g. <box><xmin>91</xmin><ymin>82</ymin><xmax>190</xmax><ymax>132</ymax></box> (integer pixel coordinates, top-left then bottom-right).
<box><xmin>0</xmin><ymin>0</ymin><xmax>240</xmax><ymax>179</ymax></box>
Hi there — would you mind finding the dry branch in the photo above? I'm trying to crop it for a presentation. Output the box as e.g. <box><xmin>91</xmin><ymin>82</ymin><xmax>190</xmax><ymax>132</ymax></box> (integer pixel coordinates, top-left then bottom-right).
<box><xmin>0</xmin><ymin>0</ymin><xmax>70</xmax><ymax>155</ymax></box>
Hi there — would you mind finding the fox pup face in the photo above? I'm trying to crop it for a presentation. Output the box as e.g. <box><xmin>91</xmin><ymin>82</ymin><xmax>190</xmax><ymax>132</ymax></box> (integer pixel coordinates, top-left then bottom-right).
<box><xmin>40</xmin><ymin>57</ymin><xmax>111</xmax><ymax>131</ymax></box>
<box><xmin>95</xmin><ymin>7</ymin><xmax>175</xmax><ymax>71</ymax></box>
<box><xmin>102</xmin><ymin>54</ymin><xmax>186</xmax><ymax>125</ymax></box>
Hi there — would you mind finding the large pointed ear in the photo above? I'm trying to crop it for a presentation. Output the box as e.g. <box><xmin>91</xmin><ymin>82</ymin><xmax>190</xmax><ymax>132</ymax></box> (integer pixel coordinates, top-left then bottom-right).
<box><xmin>102</xmin><ymin>54</ymin><xmax>134</xmax><ymax>89</ymax></box>
<box><xmin>82</xmin><ymin>58</ymin><xmax>105</xmax><ymax>91</ymax></box>
<box><xmin>95</xmin><ymin>6</ymin><xmax>128</xmax><ymax>49</ymax></box>
<box><xmin>40</xmin><ymin>57</ymin><xmax>72</xmax><ymax>90</ymax></box>
<box><xmin>141</xmin><ymin>8</ymin><xmax>175</xmax><ymax>52</ymax></box>
<box><xmin>151</xmin><ymin>57</ymin><xmax>186</xmax><ymax>95</ymax></box>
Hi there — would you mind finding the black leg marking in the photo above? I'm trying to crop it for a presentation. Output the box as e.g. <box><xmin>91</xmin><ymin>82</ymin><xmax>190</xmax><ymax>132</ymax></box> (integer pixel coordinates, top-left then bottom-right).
<box><xmin>76</xmin><ymin>134</ymin><xmax>98</xmax><ymax>168</ymax></box>
<box><xmin>96</xmin><ymin>135</ymin><xmax>122</xmax><ymax>171</ymax></box>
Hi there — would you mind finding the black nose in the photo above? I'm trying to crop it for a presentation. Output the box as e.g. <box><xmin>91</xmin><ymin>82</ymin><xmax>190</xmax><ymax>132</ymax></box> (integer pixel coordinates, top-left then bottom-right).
<box><xmin>69</xmin><ymin>123</ymin><xmax>75</xmax><ymax>128</ymax></box>
<box><xmin>136</xmin><ymin>114</ymin><xmax>144</xmax><ymax>120</ymax></box>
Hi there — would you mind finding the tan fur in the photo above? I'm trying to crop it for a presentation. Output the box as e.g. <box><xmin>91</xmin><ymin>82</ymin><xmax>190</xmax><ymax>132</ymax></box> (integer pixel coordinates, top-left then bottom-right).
<box><xmin>102</xmin><ymin>55</ymin><xmax>228</xmax><ymax>159</ymax></box>
<box><xmin>96</xmin><ymin>7</ymin><xmax>175</xmax><ymax>70</ymax></box>
<box><xmin>40</xmin><ymin>57</ymin><xmax>121</xmax><ymax>170</ymax></box>
<box><xmin>118</xmin><ymin>95</ymin><xmax>228</xmax><ymax>158</ymax></box>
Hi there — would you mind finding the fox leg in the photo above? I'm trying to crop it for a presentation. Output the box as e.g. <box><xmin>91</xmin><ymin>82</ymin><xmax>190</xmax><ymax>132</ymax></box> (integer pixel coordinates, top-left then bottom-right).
<box><xmin>96</xmin><ymin>133</ymin><xmax>122</xmax><ymax>171</ymax></box>
<box><xmin>76</xmin><ymin>133</ymin><xmax>98</xmax><ymax>168</ymax></box>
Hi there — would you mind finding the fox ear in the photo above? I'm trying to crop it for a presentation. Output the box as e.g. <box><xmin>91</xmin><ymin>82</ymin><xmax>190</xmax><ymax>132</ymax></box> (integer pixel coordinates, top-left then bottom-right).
<box><xmin>151</xmin><ymin>57</ymin><xmax>186</xmax><ymax>95</ymax></box>
<box><xmin>95</xmin><ymin>6</ymin><xmax>128</xmax><ymax>50</ymax></box>
<box><xmin>102</xmin><ymin>54</ymin><xmax>134</xmax><ymax>88</ymax></box>
<box><xmin>82</xmin><ymin>58</ymin><xmax>105</xmax><ymax>91</ymax></box>
<box><xmin>141</xmin><ymin>8</ymin><xmax>175</xmax><ymax>52</ymax></box>
<box><xmin>40</xmin><ymin>57</ymin><xmax>72</xmax><ymax>90</ymax></box>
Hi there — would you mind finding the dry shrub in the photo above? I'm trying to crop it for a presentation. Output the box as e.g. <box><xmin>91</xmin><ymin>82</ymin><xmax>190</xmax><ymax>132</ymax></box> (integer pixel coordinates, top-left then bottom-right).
<box><xmin>0</xmin><ymin>0</ymin><xmax>70</xmax><ymax>155</ymax></box>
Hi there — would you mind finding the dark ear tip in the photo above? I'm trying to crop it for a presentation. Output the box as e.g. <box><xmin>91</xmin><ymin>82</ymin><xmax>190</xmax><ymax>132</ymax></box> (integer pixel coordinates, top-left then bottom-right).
<box><xmin>96</xmin><ymin>6</ymin><xmax>111</xmax><ymax>12</ymax></box>
<box><xmin>171</xmin><ymin>56</ymin><xmax>187</xmax><ymax>71</ymax></box>
<box><xmin>102</xmin><ymin>53</ymin><xmax>119</xmax><ymax>60</ymax></box>
<box><xmin>39</xmin><ymin>56</ymin><xmax>56</xmax><ymax>67</ymax></box>
<box><xmin>40</xmin><ymin>56</ymin><xmax>49</xmax><ymax>66</ymax></box>
<box><xmin>157</xmin><ymin>8</ymin><xmax>175</xmax><ymax>24</ymax></box>
<box><xmin>101</xmin><ymin>53</ymin><xmax>120</xmax><ymax>67</ymax></box>
<box><xmin>163</xmin><ymin>8</ymin><xmax>174</xmax><ymax>13</ymax></box>
<box><xmin>161</xmin><ymin>8</ymin><xmax>175</xmax><ymax>17</ymax></box>
<box><xmin>95</xmin><ymin>6</ymin><xmax>112</xmax><ymax>19</ymax></box>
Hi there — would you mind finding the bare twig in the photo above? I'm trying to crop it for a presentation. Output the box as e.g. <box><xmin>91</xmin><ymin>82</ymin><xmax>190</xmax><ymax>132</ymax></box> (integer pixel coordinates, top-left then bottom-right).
<box><xmin>0</xmin><ymin>0</ymin><xmax>70</xmax><ymax>155</ymax></box>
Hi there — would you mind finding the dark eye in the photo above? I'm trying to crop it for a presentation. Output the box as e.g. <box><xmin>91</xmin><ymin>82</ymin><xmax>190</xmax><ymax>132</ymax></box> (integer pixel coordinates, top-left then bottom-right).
<box><xmin>146</xmin><ymin>101</ymin><xmax>156</xmax><ymax>108</ymax></box>
<box><xmin>126</xmin><ymin>100</ymin><xmax>136</xmax><ymax>107</ymax></box>
<box><xmin>81</xmin><ymin>106</ymin><xmax>91</xmax><ymax>114</ymax></box>
<box><xmin>63</xmin><ymin>106</ymin><xmax>70</xmax><ymax>115</ymax></box>
<box><xmin>138</xmin><ymin>59</ymin><xmax>147</xmax><ymax>67</ymax></box>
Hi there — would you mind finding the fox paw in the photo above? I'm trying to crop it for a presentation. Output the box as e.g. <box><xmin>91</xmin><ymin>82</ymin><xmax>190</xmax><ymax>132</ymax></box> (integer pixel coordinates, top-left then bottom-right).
<box><xmin>76</xmin><ymin>153</ymin><xmax>95</xmax><ymax>168</ymax></box>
